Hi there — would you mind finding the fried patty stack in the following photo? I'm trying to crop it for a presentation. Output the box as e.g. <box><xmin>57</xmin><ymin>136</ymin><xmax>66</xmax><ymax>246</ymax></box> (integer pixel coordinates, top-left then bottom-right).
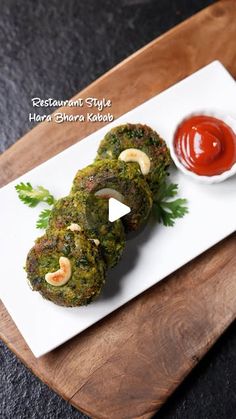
<box><xmin>26</xmin><ymin>123</ymin><xmax>171</xmax><ymax>306</ymax></box>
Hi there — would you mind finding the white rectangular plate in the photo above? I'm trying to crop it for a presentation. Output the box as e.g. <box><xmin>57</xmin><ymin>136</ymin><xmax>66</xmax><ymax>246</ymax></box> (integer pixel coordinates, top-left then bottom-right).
<box><xmin>1</xmin><ymin>61</ymin><xmax>236</xmax><ymax>358</ymax></box>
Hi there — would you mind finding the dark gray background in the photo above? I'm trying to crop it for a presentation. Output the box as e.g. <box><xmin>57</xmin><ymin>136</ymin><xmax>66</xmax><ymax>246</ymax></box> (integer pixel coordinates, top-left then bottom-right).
<box><xmin>1</xmin><ymin>0</ymin><xmax>236</xmax><ymax>418</ymax></box>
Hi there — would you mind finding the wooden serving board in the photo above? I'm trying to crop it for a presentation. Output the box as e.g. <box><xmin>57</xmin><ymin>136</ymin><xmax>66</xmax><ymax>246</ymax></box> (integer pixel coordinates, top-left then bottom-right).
<box><xmin>1</xmin><ymin>1</ymin><xmax>236</xmax><ymax>418</ymax></box>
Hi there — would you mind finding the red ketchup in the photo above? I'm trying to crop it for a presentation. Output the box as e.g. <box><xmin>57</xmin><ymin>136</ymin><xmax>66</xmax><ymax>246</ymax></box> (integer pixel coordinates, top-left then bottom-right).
<box><xmin>174</xmin><ymin>115</ymin><xmax>236</xmax><ymax>176</ymax></box>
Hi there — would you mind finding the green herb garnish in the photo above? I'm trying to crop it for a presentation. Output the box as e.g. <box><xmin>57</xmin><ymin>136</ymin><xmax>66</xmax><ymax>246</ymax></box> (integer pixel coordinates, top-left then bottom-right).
<box><xmin>15</xmin><ymin>182</ymin><xmax>56</xmax><ymax>229</ymax></box>
<box><xmin>15</xmin><ymin>182</ymin><xmax>55</xmax><ymax>207</ymax></box>
<box><xmin>36</xmin><ymin>209</ymin><xmax>52</xmax><ymax>229</ymax></box>
<box><xmin>153</xmin><ymin>182</ymin><xmax>188</xmax><ymax>227</ymax></box>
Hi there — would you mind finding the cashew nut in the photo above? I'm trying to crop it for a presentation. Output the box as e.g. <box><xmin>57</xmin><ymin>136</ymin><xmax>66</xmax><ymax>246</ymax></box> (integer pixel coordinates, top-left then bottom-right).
<box><xmin>89</xmin><ymin>238</ymin><xmax>100</xmax><ymax>246</ymax></box>
<box><xmin>95</xmin><ymin>188</ymin><xmax>124</xmax><ymax>203</ymax></box>
<box><xmin>118</xmin><ymin>148</ymin><xmax>151</xmax><ymax>175</ymax></box>
<box><xmin>67</xmin><ymin>223</ymin><xmax>81</xmax><ymax>232</ymax></box>
<box><xmin>45</xmin><ymin>257</ymin><xmax>71</xmax><ymax>286</ymax></box>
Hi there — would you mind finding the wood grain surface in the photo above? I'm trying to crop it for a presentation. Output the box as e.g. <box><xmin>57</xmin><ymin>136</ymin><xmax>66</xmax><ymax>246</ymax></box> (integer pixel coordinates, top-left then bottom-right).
<box><xmin>1</xmin><ymin>1</ymin><xmax>236</xmax><ymax>418</ymax></box>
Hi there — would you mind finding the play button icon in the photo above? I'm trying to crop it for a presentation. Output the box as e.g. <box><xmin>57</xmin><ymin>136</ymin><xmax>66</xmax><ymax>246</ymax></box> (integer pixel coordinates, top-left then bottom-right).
<box><xmin>108</xmin><ymin>198</ymin><xmax>131</xmax><ymax>222</ymax></box>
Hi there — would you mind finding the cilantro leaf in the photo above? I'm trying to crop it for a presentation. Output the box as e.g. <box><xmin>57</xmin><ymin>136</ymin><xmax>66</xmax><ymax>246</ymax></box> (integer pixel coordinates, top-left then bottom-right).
<box><xmin>36</xmin><ymin>209</ymin><xmax>52</xmax><ymax>229</ymax></box>
<box><xmin>153</xmin><ymin>181</ymin><xmax>188</xmax><ymax>227</ymax></box>
<box><xmin>15</xmin><ymin>182</ymin><xmax>55</xmax><ymax>207</ymax></box>
<box><xmin>157</xmin><ymin>182</ymin><xmax>178</xmax><ymax>200</ymax></box>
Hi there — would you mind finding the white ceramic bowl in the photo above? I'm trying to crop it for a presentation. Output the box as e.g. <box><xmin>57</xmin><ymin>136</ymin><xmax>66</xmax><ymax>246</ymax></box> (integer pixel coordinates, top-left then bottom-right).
<box><xmin>169</xmin><ymin>110</ymin><xmax>236</xmax><ymax>184</ymax></box>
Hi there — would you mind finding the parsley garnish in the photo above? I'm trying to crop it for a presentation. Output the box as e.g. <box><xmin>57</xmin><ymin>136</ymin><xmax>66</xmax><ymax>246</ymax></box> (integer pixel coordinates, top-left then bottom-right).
<box><xmin>36</xmin><ymin>209</ymin><xmax>52</xmax><ymax>229</ymax></box>
<box><xmin>153</xmin><ymin>181</ymin><xmax>188</xmax><ymax>227</ymax></box>
<box><xmin>15</xmin><ymin>182</ymin><xmax>55</xmax><ymax>207</ymax></box>
<box><xmin>15</xmin><ymin>182</ymin><xmax>55</xmax><ymax>229</ymax></box>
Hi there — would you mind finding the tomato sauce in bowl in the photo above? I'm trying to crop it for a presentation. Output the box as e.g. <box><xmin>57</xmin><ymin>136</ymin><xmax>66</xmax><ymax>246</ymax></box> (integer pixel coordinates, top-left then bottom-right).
<box><xmin>174</xmin><ymin>115</ymin><xmax>236</xmax><ymax>176</ymax></box>
<box><xmin>171</xmin><ymin>113</ymin><xmax>236</xmax><ymax>183</ymax></box>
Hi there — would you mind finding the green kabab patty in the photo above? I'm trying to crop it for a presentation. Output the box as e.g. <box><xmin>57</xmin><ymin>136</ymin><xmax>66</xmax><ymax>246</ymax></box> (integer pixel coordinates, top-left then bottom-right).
<box><xmin>71</xmin><ymin>159</ymin><xmax>153</xmax><ymax>232</ymax></box>
<box><xmin>96</xmin><ymin>123</ymin><xmax>171</xmax><ymax>193</ymax></box>
<box><xmin>26</xmin><ymin>229</ymin><xmax>106</xmax><ymax>307</ymax></box>
<box><xmin>47</xmin><ymin>191</ymin><xmax>125</xmax><ymax>268</ymax></box>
